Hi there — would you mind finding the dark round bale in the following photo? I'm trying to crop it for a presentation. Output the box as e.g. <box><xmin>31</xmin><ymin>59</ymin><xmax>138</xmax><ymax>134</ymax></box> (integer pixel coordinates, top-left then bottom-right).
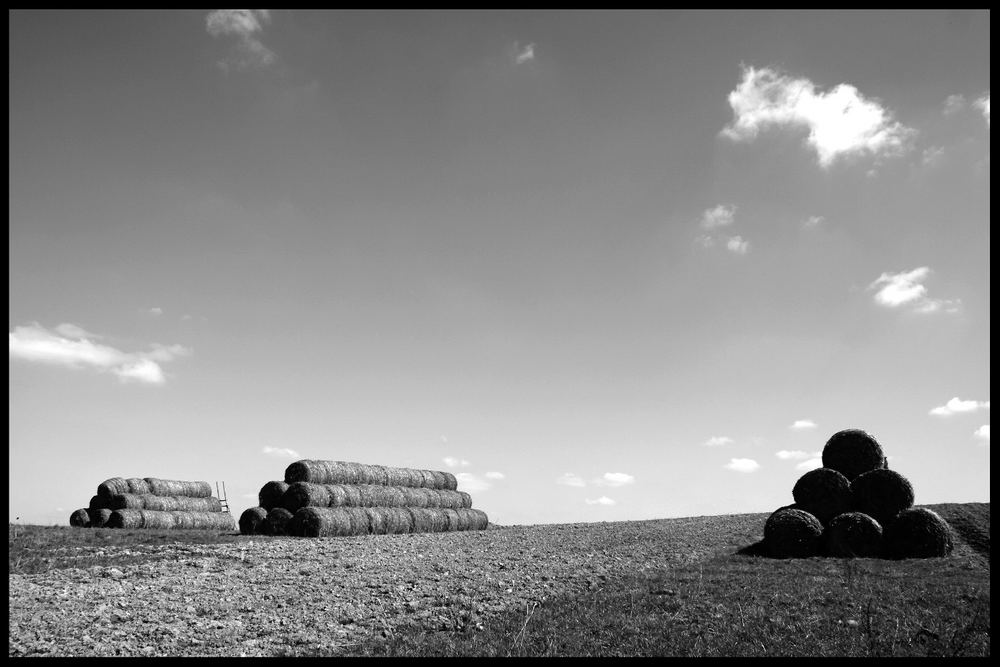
<box><xmin>97</xmin><ymin>477</ymin><xmax>130</xmax><ymax>498</ymax></box>
<box><xmin>764</xmin><ymin>507</ymin><xmax>824</xmax><ymax>558</ymax></box>
<box><xmin>282</xmin><ymin>482</ymin><xmax>331</xmax><ymax>513</ymax></box>
<box><xmin>851</xmin><ymin>469</ymin><xmax>915</xmax><ymax>527</ymax></box>
<box><xmin>108</xmin><ymin>509</ymin><xmax>144</xmax><ymax>529</ymax></box>
<box><xmin>821</xmin><ymin>429</ymin><xmax>886</xmax><ymax>481</ymax></box>
<box><xmin>364</xmin><ymin>507</ymin><xmax>389</xmax><ymax>535</ymax></box>
<box><xmin>298</xmin><ymin>507</ymin><xmax>351</xmax><ymax>537</ymax></box>
<box><xmin>265</xmin><ymin>507</ymin><xmax>294</xmax><ymax>536</ymax></box>
<box><xmin>258</xmin><ymin>481</ymin><xmax>290</xmax><ymax>511</ymax></box>
<box><xmin>440</xmin><ymin>508</ymin><xmax>461</xmax><ymax>532</ymax></box>
<box><xmin>87</xmin><ymin>508</ymin><xmax>113</xmax><ymax>528</ymax></box>
<box><xmin>125</xmin><ymin>478</ymin><xmax>152</xmax><ymax>495</ymax></box>
<box><xmin>89</xmin><ymin>495</ymin><xmax>109</xmax><ymax>510</ymax></box>
<box><xmin>441</xmin><ymin>471</ymin><xmax>458</xmax><ymax>491</ymax></box>
<box><xmin>792</xmin><ymin>468</ymin><xmax>853</xmax><ymax>525</ymax></box>
<box><xmin>884</xmin><ymin>508</ymin><xmax>954</xmax><ymax>559</ymax></box>
<box><xmin>326</xmin><ymin>484</ymin><xmax>350</xmax><ymax>507</ymax></box>
<box><xmin>70</xmin><ymin>508</ymin><xmax>91</xmax><ymax>528</ymax></box>
<box><xmin>284</xmin><ymin>459</ymin><xmax>317</xmax><ymax>484</ymax></box>
<box><xmin>107</xmin><ymin>494</ymin><xmax>146</xmax><ymax>510</ymax></box>
<box><xmin>239</xmin><ymin>507</ymin><xmax>269</xmax><ymax>535</ymax></box>
<box><xmin>824</xmin><ymin>512</ymin><xmax>883</xmax><ymax>558</ymax></box>
<box><xmin>286</xmin><ymin>510</ymin><xmax>307</xmax><ymax>537</ymax></box>
<box><xmin>408</xmin><ymin>508</ymin><xmax>446</xmax><ymax>533</ymax></box>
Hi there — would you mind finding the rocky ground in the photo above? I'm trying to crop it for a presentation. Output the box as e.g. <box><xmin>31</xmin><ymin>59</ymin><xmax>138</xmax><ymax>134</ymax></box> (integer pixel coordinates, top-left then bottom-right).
<box><xmin>9</xmin><ymin>514</ymin><xmax>761</xmax><ymax>657</ymax></box>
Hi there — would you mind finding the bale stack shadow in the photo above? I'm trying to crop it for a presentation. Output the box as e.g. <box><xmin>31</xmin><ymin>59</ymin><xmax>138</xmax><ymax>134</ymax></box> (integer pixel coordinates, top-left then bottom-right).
<box><xmin>241</xmin><ymin>459</ymin><xmax>490</xmax><ymax>537</ymax></box>
<box><xmin>69</xmin><ymin>477</ymin><xmax>235</xmax><ymax>531</ymax></box>
<box><xmin>743</xmin><ymin>429</ymin><xmax>955</xmax><ymax>560</ymax></box>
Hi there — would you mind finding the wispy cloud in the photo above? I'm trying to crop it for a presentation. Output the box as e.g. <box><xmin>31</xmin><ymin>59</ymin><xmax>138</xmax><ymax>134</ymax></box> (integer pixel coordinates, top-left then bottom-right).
<box><xmin>726</xmin><ymin>235</ymin><xmax>750</xmax><ymax>255</ymax></box>
<box><xmin>930</xmin><ymin>397</ymin><xmax>990</xmax><ymax>417</ymax></box>
<box><xmin>775</xmin><ymin>450</ymin><xmax>817</xmax><ymax>460</ymax></box>
<box><xmin>703</xmin><ymin>436</ymin><xmax>734</xmax><ymax>447</ymax></box>
<box><xmin>484</xmin><ymin>471</ymin><xmax>505</xmax><ymax>480</ymax></box>
<box><xmin>790</xmin><ymin>419</ymin><xmax>817</xmax><ymax>430</ymax></box>
<box><xmin>942</xmin><ymin>94</ymin><xmax>967</xmax><ymax>116</ymax></box>
<box><xmin>585</xmin><ymin>496</ymin><xmax>616</xmax><ymax>506</ymax></box>
<box><xmin>921</xmin><ymin>146</ymin><xmax>946</xmax><ymax>168</ymax></box>
<box><xmin>556</xmin><ymin>472</ymin><xmax>586</xmax><ymax>487</ymax></box>
<box><xmin>700</xmin><ymin>204</ymin><xmax>737</xmax><ymax>230</ymax></box>
<box><xmin>144</xmin><ymin>307</ymin><xmax>164</xmax><ymax>317</ymax></box>
<box><xmin>721</xmin><ymin>65</ymin><xmax>915</xmax><ymax>168</ymax></box>
<box><xmin>973</xmin><ymin>425</ymin><xmax>989</xmax><ymax>443</ymax></box>
<box><xmin>9</xmin><ymin>323</ymin><xmax>190</xmax><ymax>385</ymax></box>
<box><xmin>973</xmin><ymin>93</ymin><xmax>990</xmax><ymax>127</ymax></box>
<box><xmin>795</xmin><ymin>458</ymin><xmax>823</xmax><ymax>472</ymax></box>
<box><xmin>725</xmin><ymin>458</ymin><xmax>760</xmax><ymax>473</ymax></box>
<box><xmin>443</xmin><ymin>456</ymin><xmax>471</xmax><ymax>468</ymax></box>
<box><xmin>455</xmin><ymin>472</ymin><xmax>492</xmax><ymax>493</ymax></box>
<box><xmin>869</xmin><ymin>267</ymin><xmax>960</xmax><ymax>314</ymax></box>
<box><xmin>803</xmin><ymin>215</ymin><xmax>824</xmax><ymax>229</ymax></box>
<box><xmin>594</xmin><ymin>472</ymin><xmax>635</xmax><ymax>487</ymax></box>
<box><xmin>205</xmin><ymin>9</ymin><xmax>276</xmax><ymax>71</ymax></box>
<box><xmin>262</xmin><ymin>446</ymin><xmax>300</xmax><ymax>459</ymax></box>
<box><xmin>511</xmin><ymin>41</ymin><xmax>535</xmax><ymax>65</ymax></box>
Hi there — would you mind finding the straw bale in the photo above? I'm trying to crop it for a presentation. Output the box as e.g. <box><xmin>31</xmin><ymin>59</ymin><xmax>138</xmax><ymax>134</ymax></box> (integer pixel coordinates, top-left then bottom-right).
<box><xmin>357</xmin><ymin>484</ymin><xmax>385</xmax><ymax>507</ymax></box>
<box><xmin>441</xmin><ymin>472</ymin><xmax>458</xmax><ymax>491</ymax></box>
<box><xmin>144</xmin><ymin>478</ymin><xmax>212</xmax><ymax>498</ymax></box>
<box><xmin>108</xmin><ymin>509</ymin><xmax>144</xmax><ymax>529</ymax></box>
<box><xmin>239</xmin><ymin>507</ymin><xmax>269</xmax><ymax>535</ymax></box>
<box><xmin>286</xmin><ymin>510</ymin><xmax>306</xmax><ymax>537</ymax></box>
<box><xmin>429</xmin><ymin>470</ymin><xmax>448</xmax><ymax>490</ymax></box>
<box><xmin>298</xmin><ymin>507</ymin><xmax>351</xmax><ymax>537</ymax></box>
<box><xmin>125</xmin><ymin>478</ymin><xmax>152</xmax><ymax>495</ymax></box>
<box><xmin>143</xmin><ymin>496</ymin><xmax>182</xmax><ymax>512</ymax></box>
<box><xmin>440</xmin><ymin>508</ymin><xmax>462</xmax><ymax>531</ymax></box>
<box><xmin>465</xmin><ymin>508</ymin><xmax>489</xmax><ymax>530</ymax></box>
<box><xmin>265</xmin><ymin>508</ymin><xmax>295</xmax><ymax>536</ymax></box>
<box><xmin>850</xmin><ymin>469</ymin><xmax>915</xmax><ymax>527</ymax></box>
<box><xmin>407</xmin><ymin>507</ymin><xmax>444</xmax><ymax>533</ymax></box>
<box><xmin>326</xmin><ymin>484</ymin><xmax>350</xmax><ymax>507</ymax></box>
<box><xmin>107</xmin><ymin>494</ymin><xmax>146</xmax><ymax>510</ymax></box>
<box><xmin>792</xmin><ymin>468</ymin><xmax>853</xmax><ymax>525</ymax></box>
<box><xmin>140</xmin><ymin>509</ymin><xmax>178</xmax><ymax>529</ymax></box>
<box><xmin>89</xmin><ymin>495</ymin><xmax>109</xmax><ymax>510</ymax></box>
<box><xmin>87</xmin><ymin>508</ymin><xmax>113</xmax><ymax>528</ymax></box>
<box><xmin>341</xmin><ymin>484</ymin><xmax>363</xmax><ymax>507</ymax></box>
<box><xmin>364</xmin><ymin>507</ymin><xmax>389</xmax><ymax>534</ymax></box>
<box><xmin>821</xmin><ymin>429</ymin><xmax>886</xmax><ymax>481</ymax></box>
<box><xmin>97</xmin><ymin>478</ymin><xmax>130</xmax><ymax>498</ymax></box>
<box><xmin>383</xmin><ymin>467</ymin><xmax>407</xmax><ymax>487</ymax></box>
<box><xmin>401</xmin><ymin>486</ymin><xmax>429</xmax><ymax>508</ymax></box>
<box><xmin>258</xmin><ymin>481</ymin><xmax>290</xmax><ymax>511</ymax></box>
<box><xmin>417</xmin><ymin>470</ymin><xmax>436</xmax><ymax>489</ymax></box>
<box><xmin>282</xmin><ymin>482</ymin><xmax>332</xmax><ymax>513</ymax></box>
<box><xmin>457</xmin><ymin>491</ymin><xmax>473</xmax><ymax>509</ymax></box>
<box><xmin>173</xmin><ymin>512</ymin><xmax>198</xmax><ymax>530</ymax></box>
<box><xmin>70</xmin><ymin>509</ymin><xmax>90</xmax><ymax>528</ymax></box>
<box><xmin>383</xmin><ymin>507</ymin><xmax>413</xmax><ymax>533</ymax></box>
<box><xmin>764</xmin><ymin>507</ymin><xmax>823</xmax><ymax>558</ymax></box>
<box><xmin>824</xmin><ymin>512</ymin><xmax>883</xmax><ymax>558</ymax></box>
<box><xmin>284</xmin><ymin>459</ymin><xmax>316</xmax><ymax>484</ymax></box>
<box><xmin>368</xmin><ymin>464</ymin><xmax>390</xmax><ymax>486</ymax></box>
<box><xmin>884</xmin><ymin>508</ymin><xmax>954</xmax><ymax>559</ymax></box>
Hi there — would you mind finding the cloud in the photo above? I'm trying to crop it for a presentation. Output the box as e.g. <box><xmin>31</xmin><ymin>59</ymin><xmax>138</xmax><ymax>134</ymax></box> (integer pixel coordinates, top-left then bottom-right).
<box><xmin>775</xmin><ymin>450</ymin><xmax>813</xmax><ymax>460</ymax></box>
<box><xmin>943</xmin><ymin>94</ymin><xmax>967</xmax><ymax>116</ymax></box>
<box><xmin>585</xmin><ymin>496</ymin><xmax>616</xmax><ymax>506</ymax></box>
<box><xmin>145</xmin><ymin>307</ymin><xmax>164</xmax><ymax>317</ymax></box>
<box><xmin>700</xmin><ymin>204</ymin><xmax>737</xmax><ymax>230</ymax></box>
<box><xmin>9</xmin><ymin>323</ymin><xmax>190</xmax><ymax>385</ymax></box>
<box><xmin>703</xmin><ymin>436</ymin><xmax>734</xmax><ymax>447</ymax></box>
<box><xmin>720</xmin><ymin>65</ymin><xmax>915</xmax><ymax>168</ymax></box>
<box><xmin>921</xmin><ymin>146</ymin><xmax>945</xmax><ymax>167</ymax></box>
<box><xmin>484</xmin><ymin>471</ymin><xmax>505</xmax><ymax>480</ymax></box>
<box><xmin>869</xmin><ymin>267</ymin><xmax>960</xmax><ymax>314</ymax></box>
<box><xmin>455</xmin><ymin>472</ymin><xmax>492</xmax><ymax>493</ymax></box>
<box><xmin>973</xmin><ymin>93</ymin><xmax>990</xmax><ymax>127</ymax></box>
<box><xmin>726</xmin><ymin>235</ymin><xmax>750</xmax><ymax>255</ymax></box>
<box><xmin>725</xmin><ymin>458</ymin><xmax>760</xmax><ymax>473</ymax></box>
<box><xmin>694</xmin><ymin>234</ymin><xmax>716</xmax><ymax>248</ymax></box>
<box><xmin>795</xmin><ymin>458</ymin><xmax>823</xmax><ymax>472</ymax></box>
<box><xmin>973</xmin><ymin>425</ymin><xmax>989</xmax><ymax>442</ymax></box>
<box><xmin>511</xmin><ymin>41</ymin><xmax>535</xmax><ymax>65</ymax></box>
<box><xmin>443</xmin><ymin>456</ymin><xmax>471</xmax><ymax>468</ymax></box>
<box><xmin>803</xmin><ymin>215</ymin><xmax>824</xmax><ymax>229</ymax></box>
<box><xmin>790</xmin><ymin>419</ymin><xmax>817</xmax><ymax>430</ymax></box>
<box><xmin>556</xmin><ymin>473</ymin><xmax>586</xmax><ymax>487</ymax></box>
<box><xmin>205</xmin><ymin>10</ymin><xmax>276</xmax><ymax>71</ymax></box>
<box><xmin>929</xmin><ymin>397</ymin><xmax>990</xmax><ymax>417</ymax></box>
<box><xmin>262</xmin><ymin>446</ymin><xmax>300</xmax><ymax>459</ymax></box>
<box><xmin>594</xmin><ymin>472</ymin><xmax>635</xmax><ymax>487</ymax></box>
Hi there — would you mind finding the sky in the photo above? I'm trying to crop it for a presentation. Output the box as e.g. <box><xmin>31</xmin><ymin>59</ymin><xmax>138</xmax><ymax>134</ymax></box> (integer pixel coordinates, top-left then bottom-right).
<box><xmin>9</xmin><ymin>10</ymin><xmax>990</xmax><ymax>526</ymax></box>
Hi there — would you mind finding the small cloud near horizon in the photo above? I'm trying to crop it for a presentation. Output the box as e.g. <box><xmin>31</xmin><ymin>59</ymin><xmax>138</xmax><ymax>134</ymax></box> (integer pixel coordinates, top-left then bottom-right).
<box><xmin>704</xmin><ymin>436</ymin><xmax>734</xmax><ymax>447</ymax></box>
<box><xmin>594</xmin><ymin>472</ymin><xmax>635</xmax><ymax>487</ymax></box>
<box><xmin>869</xmin><ymin>267</ymin><xmax>960</xmax><ymax>314</ymax></box>
<box><xmin>443</xmin><ymin>456</ymin><xmax>471</xmax><ymax>468</ymax></box>
<box><xmin>790</xmin><ymin>419</ymin><xmax>817</xmax><ymax>430</ymax></box>
<box><xmin>700</xmin><ymin>204</ymin><xmax>737</xmax><ymax>230</ymax></box>
<box><xmin>725</xmin><ymin>458</ymin><xmax>760</xmax><ymax>473</ymax></box>
<box><xmin>556</xmin><ymin>473</ymin><xmax>586</xmax><ymax>487</ymax></box>
<box><xmin>930</xmin><ymin>397</ymin><xmax>990</xmax><ymax>417</ymax></box>
<box><xmin>512</xmin><ymin>42</ymin><xmax>535</xmax><ymax>65</ymax></box>
<box><xmin>262</xmin><ymin>446</ymin><xmax>300</xmax><ymax>459</ymax></box>
<box><xmin>585</xmin><ymin>496</ymin><xmax>616</xmax><ymax>506</ymax></box>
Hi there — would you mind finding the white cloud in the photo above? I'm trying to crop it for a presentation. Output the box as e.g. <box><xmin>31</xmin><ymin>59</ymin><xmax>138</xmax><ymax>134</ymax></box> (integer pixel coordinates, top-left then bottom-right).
<box><xmin>726</xmin><ymin>235</ymin><xmax>750</xmax><ymax>255</ymax></box>
<box><xmin>594</xmin><ymin>472</ymin><xmax>635</xmax><ymax>487</ymax></box>
<box><xmin>443</xmin><ymin>456</ymin><xmax>471</xmax><ymax>468</ymax></box>
<box><xmin>262</xmin><ymin>446</ymin><xmax>300</xmax><ymax>459</ymax></box>
<box><xmin>973</xmin><ymin>94</ymin><xmax>990</xmax><ymax>127</ymax></box>
<box><xmin>700</xmin><ymin>204</ymin><xmax>737</xmax><ymax>230</ymax></box>
<box><xmin>703</xmin><ymin>436</ymin><xmax>734</xmax><ymax>447</ymax></box>
<box><xmin>942</xmin><ymin>94</ymin><xmax>967</xmax><ymax>116</ymax></box>
<box><xmin>790</xmin><ymin>419</ymin><xmax>817</xmax><ymax>430</ymax></box>
<box><xmin>775</xmin><ymin>450</ymin><xmax>812</xmax><ymax>460</ymax></box>
<box><xmin>9</xmin><ymin>323</ymin><xmax>190</xmax><ymax>385</ymax></box>
<box><xmin>585</xmin><ymin>496</ymin><xmax>616</xmax><ymax>506</ymax></box>
<box><xmin>921</xmin><ymin>146</ymin><xmax>946</xmax><ymax>167</ymax></box>
<box><xmin>929</xmin><ymin>397</ymin><xmax>990</xmax><ymax>417</ymax></box>
<box><xmin>205</xmin><ymin>10</ymin><xmax>276</xmax><ymax>71</ymax></box>
<box><xmin>455</xmin><ymin>472</ymin><xmax>492</xmax><ymax>493</ymax></box>
<box><xmin>869</xmin><ymin>267</ymin><xmax>959</xmax><ymax>314</ymax></box>
<box><xmin>803</xmin><ymin>215</ymin><xmax>824</xmax><ymax>229</ymax></box>
<box><xmin>145</xmin><ymin>307</ymin><xmax>164</xmax><ymax>317</ymax></box>
<box><xmin>795</xmin><ymin>457</ymin><xmax>823</xmax><ymax>472</ymax></box>
<box><xmin>484</xmin><ymin>471</ymin><xmax>505</xmax><ymax>480</ymax></box>
<box><xmin>720</xmin><ymin>65</ymin><xmax>915</xmax><ymax>168</ymax></box>
<box><xmin>512</xmin><ymin>42</ymin><xmax>535</xmax><ymax>65</ymax></box>
<box><xmin>973</xmin><ymin>425</ymin><xmax>989</xmax><ymax>442</ymax></box>
<box><xmin>725</xmin><ymin>458</ymin><xmax>760</xmax><ymax>473</ymax></box>
<box><xmin>556</xmin><ymin>472</ymin><xmax>586</xmax><ymax>487</ymax></box>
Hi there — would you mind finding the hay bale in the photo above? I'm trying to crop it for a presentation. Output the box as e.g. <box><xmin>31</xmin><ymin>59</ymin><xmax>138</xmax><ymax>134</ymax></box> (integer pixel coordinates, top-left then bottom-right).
<box><xmin>239</xmin><ymin>507</ymin><xmax>269</xmax><ymax>535</ymax></box>
<box><xmin>298</xmin><ymin>507</ymin><xmax>352</xmax><ymax>537</ymax></box>
<box><xmin>143</xmin><ymin>496</ymin><xmax>182</xmax><ymax>512</ymax></box>
<box><xmin>383</xmin><ymin>467</ymin><xmax>407</xmax><ymax>487</ymax></box>
<box><xmin>282</xmin><ymin>482</ymin><xmax>331</xmax><ymax>513</ymax></box>
<box><xmin>357</xmin><ymin>484</ymin><xmax>382</xmax><ymax>507</ymax></box>
<box><xmin>87</xmin><ymin>508</ymin><xmax>113</xmax><ymax>528</ymax></box>
<box><xmin>326</xmin><ymin>484</ymin><xmax>350</xmax><ymax>507</ymax></box>
<box><xmin>418</xmin><ymin>470</ymin><xmax>437</xmax><ymax>489</ymax></box>
<box><xmin>368</xmin><ymin>464</ymin><xmax>390</xmax><ymax>486</ymax></box>
<box><xmin>108</xmin><ymin>509</ymin><xmax>144</xmax><ymax>529</ymax></box>
<box><xmin>792</xmin><ymin>468</ymin><xmax>853</xmax><ymax>525</ymax></box>
<box><xmin>341</xmin><ymin>485</ymin><xmax>362</xmax><ymax>507</ymax></box>
<box><xmin>824</xmin><ymin>512</ymin><xmax>883</xmax><ymax>558</ymax></box>
<box><xmin>764</xmin><ymin>507</ymin><xmax>824</xmax><ymax>558</ymax></box>
<box><xmin>70</xmin><ymin>509</ymin><xmax>91</xmax><ymax>528</ymax></box>
<box><xmin>265</xmin><ymin>507</ymin><xmax>294</xmax><ymax>536</ymax></box>
<box><xmin>286</xmin><ymin>510</ymin><xmax>307</xmax><ymax>537</ymax></box>
<box><xmin>851</xmin><ymin>469</ymin><xmax>915</xmax><ymax>527</ymax></box>
<box><xmin>440</xmin><ymin>508</ymin><xmax>462</xmax><ymax>531</ymax></box>
<box><xmin>465</xmin><ymin>508</ymin><xmax>489</xmax><ymax>530</ymax></box>
<box><xmin>364</xmin><ymin>507</ymin><xmax>389</xmax><ymax>534</ymax></box>
<box><xmin>383</xmin><ymin>507</ymin><xmax>413</xmax><ymax>533</ymax></box>
<box><xmin>97</xmin><ymin>477</ymin><xmax>130</xmax><ymax>498</ymax></box>
<box><xmin>884</xmin><ymin>508</ymin><xmax>954</xmax><ymax>559</ymax></box>
<box><xmin>408</xmin><ymin>508</ymin><xmax>446</xmax><ymax>533</ymax></box>
<box><xmin>107</xmin><ymin>494</ymin><xmax>146</xmax><ymax>510</ymax></box>
<box><xmin>140</xmin><ymin>509</ymin><xmax>178</xmax><ymax>529</ymax></box>
<box><xmin>457</xmin><ymin>491</ymin><xmax>473</xmax><ymax>509</ymax></box>
<box><xmin>258</xmin><ymin>481</ymin><xmax>290</xmax><ymax>511</ymax></box>
<box><xmin>125</xmin><ymin>478</ymin><xmax>152</xmax><ymax>495</ymax></box>
<box><xmin>401</xmin><ymin>486</ymin><xmax>429</xmax><ymax>508</ymax></box>
<box><xmin>173</xmin><ymin>511</ymin><xmax>197</xmax><ymax>530</ymax></box>
<box><xmin>821</xmin><ymin>429</ymin><xmax>886</xmax><ymax>481</ymax></box>
<box><xmin>441</xmin><ymin>471</ymin><xmax>458</xmax><ymax>491</ymax></box>
<box><xmin>284</xmin><ymin>459</ymin><xmax>317</xmax><ymax>484</ymax></box>
<box><xmin>88</xmin><ymin>495</ymin><xmax>109</xmax><ymax>510</ymax></box>
<box><xmin>429</xmin><ymin>470</ymin><xmax>448</xmax><ymax>490</ymax></box>
<box><xmin>144</xmin><ymin>478</ymin><xmax>212</xmax><ymax>498</ymax></box>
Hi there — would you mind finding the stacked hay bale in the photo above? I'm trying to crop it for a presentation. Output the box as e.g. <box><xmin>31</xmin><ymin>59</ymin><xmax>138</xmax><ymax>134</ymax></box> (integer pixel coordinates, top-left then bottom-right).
<box><xmin>759</xmin><ymin>429</ymin><xmax>953</xmax><ymax>559</ymax></box>
<box><xmin>241</xmin><ymin>459</ymin><xmax>490</xmax><ymax>537</ymax></box>
<box><xmin>68</xmin><ymin>477</ymin><xmax>235</xmax><ymax>531</ymax></box>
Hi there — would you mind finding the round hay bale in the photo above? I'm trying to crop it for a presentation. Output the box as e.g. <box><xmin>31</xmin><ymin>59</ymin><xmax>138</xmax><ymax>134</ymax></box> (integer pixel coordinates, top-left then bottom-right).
<box><xmin>408</xmin><ymin>508</ymin><xmax>445</xmax><ymax>533</ymax></box>
<box><xmin>821</xmin><ymin>429</ymin><xmax>886</xmax><ymax>481</ymax></box>
<box><xmin>340</xmin><ymin>485</ymin><xmax>362</xmax><ymax>507</ymax></box>
<box><xmin>851</xmin><ymin>468</ymin><xmax>915</xmax><ymax>527</ymax></box>
<box><xmin>365</xmin><ymin>507</ymin><xmax>389</xmax><ymax>535</ymax></box>
<box><xmin>140</xmin><ymin>510</ymin><xmax>177</xmax><ymax>529</ymax></box>
<box><xmin>89</xmin><ymin>495</ymin><xmax>109</xmax><ymax>510</ymax></box>
<box><xmin>429</xmin><ymin>470</ymin><xmax>448</xmax><ymax>490</ymax></box>
<box><xmin>144</xmin><ymin>496</ymin><xmax>181</xmax><ymax>512</ymax></box>
<box><xmin>441</xmin><ymin>471</ymin><xmax>458</xmax><ymax>491</ymax></box>
<box><xmin>764</xmin><ymin>507</ymin><xmax>824</xmax><ymax>558</ymax></box>
<box><xmin>298</xmin><ymin>507</ymin><xmax>351</xmax><ymax>537</ymax></box>
<box><xmin>87</xmin><ymin>508</ymin><xmax>113</xmax><ymax>528</ymax></box>
<box><xmin>418</xmin><ymin>470</ymin><xmax>437</xmax><ymax>489</ymax></box>
<box><xmin>284</xmin><ymin>459</ymin><xmax>316</xmax><ymax>484</ymax></box>
<box><xmin>792</xmin><ymin>468</ymin><xmax>852</xmax><ymax>525</ymax></box>
<box><xmin>107</xmin><ymin>494</ymin><xmax>146</xmax><ymax>510</ymax></box>
<box><xmin>440</xmin><ymin>508</ymin><xmax>461</xmax><ymax>531</ymax></box>
<box><xmin>97</xmin><ymin>477</ymin><xmax>130</xmax><ymax>498</ymax></box>
<box><xmin>173</xmin><ymin>511</ymin><xmax>198</xmax><ymax>530</ymax></box>
<box><xmin>457</xmin><ymin>491</ymin><xmax>473</xmax><ymax>509</ymax></box>
<box><xmin>108</xmin><ymin>509</ymin><xmax>144</xmax><ymax>529</ymax></box>
<box><xmin>286</xmin><ymin>509</ymin><xmax>307</xmax><ymax>537</ymax></box>
<box><xmin>174</xmin><ymin>496</ymin><xmax>223</xmax><ymax>512</ymax></box>
<box><xmin>265</xmin><ymin>507</ymin><xmax>294</xmax><ymax>536</ymax></box>
<box><xmin>357</xmin><ymin>484</ymin><xmax>382</xmax><ymax>507</ymax></box>
<box><xmin>884</xmin><ymin>508</ymin><xmax>954</xmax><ymax>559</ymax></box>
<box><xmin>70</xmin><ymin>508</ymin><xmax>91</xmax><ymax>528</ymax></box>
<box><xmin>125</xmin><ymin>478</ymin><xmax>152</xmax><ymax>495</ymax></box>
<box><xmin>144</xmin><ymin>478</ymin><xmax>213</xmax><ymax>498</ymax></box>
<box><xmin>401</xmin><ymin>486</ymin><xmax>428</xmax><ymax>508</ymax></box>
<box><xmin>384</xmin><ymin>467</ymin><xmax>407</xmax><ymax>487</ymax></box>
<box><xmin>239</xmin><ymin>507</ymin><xmax>269</xmax><ymax>535</ymax></box>
<box><xmin>326</xmin><ymin>484</ymin><xmax>350</xmax><ymax>507</ymax></box>
<box><xmin>353</xmin><ymin>463</ymin><xmax>375</xmax><ymax>485</ymax></box>
<box><xmin>382</xmin><ymin>507</ymin><xmax>413</xmax><ymax>533</ymax></box>
<box><xmin>824</xmin><ymin>512</ymin><xmax>883</xmax><ymax>558</ymax></box>
<box><xmin>282</xmin><ymin>482</ymin><xmax>331</xmax><ymax>513</ymax></box>
<box><xmin>258</xmin><ymin>481</ymin><xmax>290</xmax><ymax>511</ymax></box>
<box><xmin>368</xmin><ymin>464</ymin><xmax>390</xmax><ymax>486</ymax></box>
<box><xmin>344</xmin><ymin>507</ymin><xmax>372</xmax><ymax>534</ymax></box>
<box><xmin>467</xmin><ymin>508</ymin><xmax>489</xmax><ymax>530</ymax></box>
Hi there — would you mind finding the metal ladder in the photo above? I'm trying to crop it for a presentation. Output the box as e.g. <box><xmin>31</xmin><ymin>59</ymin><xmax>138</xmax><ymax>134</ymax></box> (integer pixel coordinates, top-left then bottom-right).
<box><xmin>216</xmin><ymin>481</ymin><xmax>230</xmax><ymax>513</ymax></box>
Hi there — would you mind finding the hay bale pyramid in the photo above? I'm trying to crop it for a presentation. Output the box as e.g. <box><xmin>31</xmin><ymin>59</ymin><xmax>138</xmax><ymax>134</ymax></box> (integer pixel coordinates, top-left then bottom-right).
<box><xmin>761</xmin><ymin>429</ymin><xmax>954</xmax><ymax>560</ymax></box>
<box><xmin>68</xmin><ymin>477</ymin><xmax>235</xmax><ymax>531</ymax></box>
<box><xmin>241</xmin><ymin>459</ymin><xmax>490</xmax><ymax>537</ymax></box>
